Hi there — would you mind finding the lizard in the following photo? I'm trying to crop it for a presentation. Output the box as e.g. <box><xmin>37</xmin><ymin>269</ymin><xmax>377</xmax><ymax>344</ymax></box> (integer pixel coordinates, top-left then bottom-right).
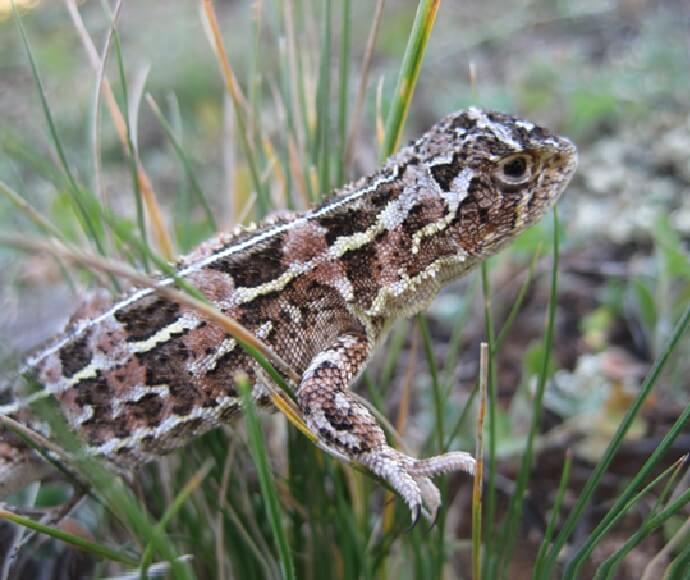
<box><xmin>0</xmin><ymin>107</ymin><xmax>577</xmax><ymax>523</ymax></box>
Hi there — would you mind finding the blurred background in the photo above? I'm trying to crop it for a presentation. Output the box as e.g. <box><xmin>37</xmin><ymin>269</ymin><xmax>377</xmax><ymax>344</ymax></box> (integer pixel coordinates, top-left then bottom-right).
<box><xmin>1</xmin><ymin>1</ymin><xmax>689</xmax><ymax>578</ymax></box>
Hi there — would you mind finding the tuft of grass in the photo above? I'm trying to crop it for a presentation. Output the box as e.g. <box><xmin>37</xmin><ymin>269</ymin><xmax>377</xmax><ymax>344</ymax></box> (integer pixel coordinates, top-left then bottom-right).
<box><xmin>593</xmin><ymin>482</ymin><xmax>690</xmax><ymax>579</ymax></box>
<box><xmin>239</xmin><ymin>376</ymin><xmax>296</xmax><ymax>580</ymax></box>
<box><xmin>532</xmin><ymin>449</ymin><xmax>573</xmax><ymax>579</ymax></box>
<box><xmin>495</xmin><ymin>210</ymin><xmax>561</xmax><ymax>578</ymax></box>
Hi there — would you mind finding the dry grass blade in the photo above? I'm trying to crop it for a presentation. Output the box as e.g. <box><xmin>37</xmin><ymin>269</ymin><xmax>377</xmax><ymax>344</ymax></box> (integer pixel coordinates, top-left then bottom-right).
<box><xmin>0</xmin><ymin>180</ymin><xmax>65</xmax><ymax>241</ymax></box>
<box><xmin>472</xmin><ymin>342</ymin><xmax>488</xmax><ymax>580</ymax></box>
<box><xmin>89</xmin><ymin>0</ymin><xmax>123</xmax><ymax>207</ymax></box>
<box><xmin>282</xmin><ymin>0</ymin><xmax>307</xmax><ymax>160</ymax></box>
<box><xmin>0</xmin><ymin>507</ymin><xmax>138</xmax><ymax>568</ymax></box>
<box><xmin>200</xmin><ymin>0</ymin><xmax>271</xmax><ymax>216</ymax></box>
<box><xmin>641</xmin><ymin>477</ymin><xmax>690</xmax><ymax>579</ymax></box>
<box><xmin>344</xmin><ymin>0</ymin><xmax>386</xmax><ymax>167</ymax></box>
<box><xmin>199</xmin><ymin>0</ymin><xmax>248</xmax><ymax>114</ymax></box>
<box><xmin>375</xmin><ymin>76</ymin><xmax>385</xmax><ymax>149</ymax></box>
<box><xmin>0</xmin><ymin>414</ymin><xmax>72</xmax><ymax>469</ymax></box>
<box><xmin>64</xmin><ymin>0</ymin><xmax>175</xmax><ymax>260</ymax></box>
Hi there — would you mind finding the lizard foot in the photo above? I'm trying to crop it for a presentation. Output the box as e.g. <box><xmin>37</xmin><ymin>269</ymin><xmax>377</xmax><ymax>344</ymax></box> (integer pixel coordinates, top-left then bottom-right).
<box><xmin>358</xmin><ymin>446</ymin><xmax>476</xmax><ymax>524</ymax></box>
<box><xmin>297</xmin><ymin>334</ymin><xmax>476</xmax><ymax>524</ymax></box>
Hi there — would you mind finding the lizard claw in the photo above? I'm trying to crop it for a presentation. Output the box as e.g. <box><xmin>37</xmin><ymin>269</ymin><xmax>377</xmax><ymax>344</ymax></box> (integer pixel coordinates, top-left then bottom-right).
<box><xmin>426</xmin><ymin>505</ymin><xmax>441</xmax><ymax>531</ymax></box>
<box><xmin>417</xmin><ymin>476</ymin><xmax>441</xmax><ymax>524</ymax></box>
<box><xmin>407</xmin><ymin>503</ymin><xmax>422</xmax><ymax>532</ymax></box>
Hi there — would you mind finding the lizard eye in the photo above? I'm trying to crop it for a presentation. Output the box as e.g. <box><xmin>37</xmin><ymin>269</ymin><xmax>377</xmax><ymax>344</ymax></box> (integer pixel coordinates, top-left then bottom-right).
<box><xmin>495</xmin><ymin>154</ymin><xmax>535</xmax><ymax>186</ymax></box>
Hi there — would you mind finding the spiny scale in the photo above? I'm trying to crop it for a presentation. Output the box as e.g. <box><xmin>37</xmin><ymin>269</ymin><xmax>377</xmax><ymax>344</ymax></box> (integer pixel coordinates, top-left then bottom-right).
<box><xmin>0</xmin><ymin>107</ymin><xmax>577</xmax><ymax>521</ymax></box>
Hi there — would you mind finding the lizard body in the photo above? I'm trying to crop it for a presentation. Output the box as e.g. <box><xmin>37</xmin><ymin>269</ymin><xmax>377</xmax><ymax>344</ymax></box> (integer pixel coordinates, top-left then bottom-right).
<box><xmin>0</xmin><ymin>107</ymin><xmax>577</xmax><ymax>520</ymax></box>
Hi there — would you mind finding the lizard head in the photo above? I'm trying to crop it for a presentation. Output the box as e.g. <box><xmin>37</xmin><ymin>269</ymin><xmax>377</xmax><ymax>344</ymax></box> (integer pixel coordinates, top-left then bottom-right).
<box><xmin>398</xmin><ymin>106</ymin><xmax>578</xmax><ymax>258</ymax></box>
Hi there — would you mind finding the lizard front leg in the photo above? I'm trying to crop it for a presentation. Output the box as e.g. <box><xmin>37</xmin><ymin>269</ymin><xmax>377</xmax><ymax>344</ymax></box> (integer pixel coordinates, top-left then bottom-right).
<box><xmin>296</xmin><ymin>333</ymin><xmax>476</xmax><ymax>523</ymax></box>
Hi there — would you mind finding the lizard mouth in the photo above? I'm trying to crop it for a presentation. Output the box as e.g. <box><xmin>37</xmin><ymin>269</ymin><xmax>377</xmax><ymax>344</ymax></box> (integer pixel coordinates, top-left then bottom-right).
<box><xmin>554</xmin><ymin>137</ymin><xmax>579</xmax><ymax>179</ymax></box>
<box><xmin>543</xmin><ymin>137</ymin><xmax>578</xmax><ymax>194</ymax></box>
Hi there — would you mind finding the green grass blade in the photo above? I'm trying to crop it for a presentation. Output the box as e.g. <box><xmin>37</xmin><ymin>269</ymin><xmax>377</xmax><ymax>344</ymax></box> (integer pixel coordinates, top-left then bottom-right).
<box><xmin>1</xmin><ymin>129</ymin><xmax>67</xmax><ymax>185</ymax></box>
<box><xmin>379</xmin><ymin>321</ymin><xmax>412</xmax><ymax>388</ymax></box>
<box><xmin>315</xmin><ymin>0</ymin><xmax>332</xmax><ymax>194</ymax></box>
<box><xmin>239</xmin><ymin>378</ymin><xmax>296</xmax><ymax>580</ymax></box>
<box><xmin>382</xmin><ymin>0</ymin><xmax>440</xmax><ymax>157</ymax></box>
<box><xmin>344</xmin><ymin>0</ymin><xmax>385</xmax><ymax>168</ymax></box>
<box><xmin>544</xmin><ymin>302</ymin><xmax>690</xmax><ymax>577</ymax></box>
<box><xmin>480</xmin><ymin>260</ymin><xmax>498</xmax><ymax>578</ymax></box>
<box><xmin>146</xmin><ymin>94</ymin><xmax>216</xmax><ymax>232</ymax></box>
<box><xmin>12</xmin><ymin>2</ymin><xmax>106</xmax><ymax>257</ymax></box>
<box><xmin>247</xmin><ymin>1</ymin><xmax>262</xmax><ymax>142</ymax></box>
<box><xmin>418</xmin><ymin>312</ymin><xmax>449</xmax><ymax>577</ymax></box>
<box><xmin>219</xmin><ymin>484</ymin><xmax>280</xmax><ymax>579</ymax></box>
<box><xmin>495</xmin><ymin>247</ymin><xmax>541</xmax><ymax>351</ymax></box>
<box><xmin>582</xmin><ymin>457</ymin><xmax>685</xmax><ymax>580</ymax></box>
<box><xmin>593</xmin><ymin>486</ymin><xmax>690</xmax><ymax>579</ymax></box>
<box><xmin>444</xmin><ymin>381</ymin><xmax>479</xmax><ymax>450</ymax></box>
<box><xmin>532</xmin><ymin>449</ymin><xmax>573</xmax><ymax>579</ymax></box>
<box><xmin>109</xmin><ymin>14</ymin><xmax>150</xmax><ymax>271</ymax></box>
<box><xmin>167</xmin><ymin>93</ymin><xmax>193</xmax><ymax>248</ymax></box>
<box><xmin>442</xmin><ymin>288</ymin><xmax>475</xmax><ymax>388</ymax></box>
<box><xmin>563</xmin><ymin>402</ymin><xmax>690</xmax><ymax>578</ymax></box>
<box><xmin>0</xmin><ymin>179</ymin><xmax>78</xmax><ymax>290</ymax></box>
<box><xmin>336</xmin><ymin>0</ymin><xmax>350</xmax><ymax>186</ymax></box>
<box><xmin>668</xmin><ymin>536</ymin><xmax>690</xmax><ymax>579</ymax></box>
<box><xmin>496</xmin><ymin>210</ymin><xmax>561</xmax><ymax>578</ymax></box>
<box><xmin>28</xmin><ymin>398</ymin><xmax>190</xmax><ymax>579</ymax></box>
<box><xmin>418</xmin><ymin>314</ymin><xmax>444</xmax><ymax>451</ymax></box>
<box><xmin>140</xmin><ymin>460</ymin><xmax>214</xmax><ymax>576</ymax></box>
<box><xmin>472</xmin><ymin>343</ymin><xmax>489</xmax><ymax>580</ymax></box>
<box><xmin>0</xmin><ymin>509</ymin><xmax>139</xmax><ymax>567</ymax></box>
<box><xmin>0</xmin><ymin>179</ymin><xmax>66</xmax><ymax>241</ymax></box>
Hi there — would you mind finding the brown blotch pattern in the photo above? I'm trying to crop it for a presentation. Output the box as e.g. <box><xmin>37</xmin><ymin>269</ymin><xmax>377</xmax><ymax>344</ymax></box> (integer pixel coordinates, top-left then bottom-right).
<box><xmin>430</xmin><ymin>153</ymin><xmax>464</xmax><ymax>191</ymax></box>
<box><xmin>197</xmin><ymin>345</ymin><xmax>248</xmax><ymax>401</ymax></box>
<box><xmin>208</xmin><ymin>234</ymin><xmax>285</xmax><ymax>288</ymax></box>
<box><xmin>343</xmin><ymin>238</ymin><xmax>384</xmax><ymax>307</ymax></box>
<box><xmin>115</xmin><ymin>295</ymin><xmax>180</xmax><ymax>342</ymax></box>
<box><xmin>318</xmin><ymin>207</ymin><xmax>376</xmax><ymax>245</ymax></box>
<box><xmin>58</xmin><ymin>333</ymin><xmax>92</xmax><ymax>378</ymax></box>
<box><xmin>282</xmin><ymin>221</ymin><xmax>328</xmax><ymax>262</ymax></box>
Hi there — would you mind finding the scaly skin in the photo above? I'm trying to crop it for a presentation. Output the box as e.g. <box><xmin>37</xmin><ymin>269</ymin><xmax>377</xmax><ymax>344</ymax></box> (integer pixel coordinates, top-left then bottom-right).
<box><xmin>1</xmin><ymin>107</ymin><xmax>577</xmax><ymax>521</ymax></box>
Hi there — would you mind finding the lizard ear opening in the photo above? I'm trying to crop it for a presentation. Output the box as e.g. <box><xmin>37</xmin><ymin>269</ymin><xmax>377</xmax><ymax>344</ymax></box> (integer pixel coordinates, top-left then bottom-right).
<box><xmin>494</xmin><ymin>153</ymin><xmax>537</xmax><ymax>187</ymax></box>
